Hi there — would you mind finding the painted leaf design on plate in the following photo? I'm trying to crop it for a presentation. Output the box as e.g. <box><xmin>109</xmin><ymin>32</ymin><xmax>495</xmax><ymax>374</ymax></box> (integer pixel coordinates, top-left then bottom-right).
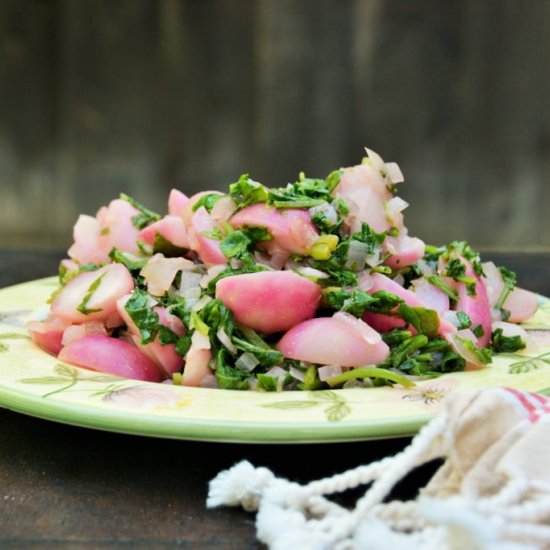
<box><xmin>261</xmin><ymin>390</ymin><xmax>351</xmax><ymax>421</ymax></box>
<box><xmin>19</xmin><ymin>363</ymin><xmax>122</xmax><ymax>398</ymax></box>
<box><xmin>500</xmin><ymin>351</ymin><xmax>550</xmax><ymax>374</ymax></box>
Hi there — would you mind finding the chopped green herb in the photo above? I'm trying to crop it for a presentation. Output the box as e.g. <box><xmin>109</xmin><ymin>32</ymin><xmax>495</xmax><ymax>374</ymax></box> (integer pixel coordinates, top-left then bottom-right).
<box><xmin>124</xmin><ymin>288</ymin><xmax>160</xmax><ymax>344</ymax></box>
<box><xmin>76</xmin><ymin>273</ymin><xmax>107</xmax><ymax>315</ymax></box>
<box><xmin>192</xmin><ymin>193</ymin><xmax>223</xmax><ymax>213</ymax></box>
<box><xmin>491</xmin><ymin>328</ymin><xmax>526</xmax><ymax>353</ymax></box>
<box><xmin>120</xmin><ymin>193</ymin><xmax>161</xmax><ymax>229</ymax></box>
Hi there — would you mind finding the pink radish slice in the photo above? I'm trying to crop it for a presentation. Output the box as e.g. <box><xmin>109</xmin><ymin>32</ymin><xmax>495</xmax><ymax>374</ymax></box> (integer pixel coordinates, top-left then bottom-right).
<box><xmin>360</xmin><ymin>272</ymin><xmax>456</xmax><ymax>336</ymax></box>
<box><xmin>229</xmin><ymin>203</ymin><xmax>318</xmax><ymax>255</ymax></box>
<box><xmin>28</xmin><ymin>316</ymin><xmax>70</xmax><ymax>356</ymax></box>
<box><xmin>58</xmin><ymin>334</ymin><xmax>164</xmax><ymax>382</ymax></box>
<box><xmin>96</xmin><ymin>198</ymin><xmax>141</xmax><ymax>255</ymax></box>
<box><xmin>187</xmin><ymin>206</ymin><xmax>227</xmax><ymax>267</ymax></box>
<box><xmin>277</xmin><ymin>313</ymin><xmax>389</xmax><ymax>367</ymax></box>
<box><xmin>215</xmin><ymin>271</ymin><xmax>321</xmax><ymax>334</ymax></box>
<box><xmin>168</xmin><ymin>189</ymin><xmax>189</xmax><ymax>217</ymax></box>
<box><xmin>51</xmin><ymin>263</ymin><xmax>134</xmax><ymax>325</ymax></box>
<box><xmin>117</xmin><ymin>295</ymin><xmax>185</xmax><ymax>376</ymax></box>
<box><xmin>383</xmin><ymin>234</ymin><xmax>425</xmax><ymax>270</ymax></box>
<box><xmin>333</xmin><ymin>164</ymin><xmax>393</xmax><ymax>234</ymax></box>
<box><xmin>504</xmin><ymin>287</ymin><xmax>539</xmax><ymax>323</ymax></box>
<box><xmin>453</xmin><ymin>258</ymin><xmax>492</xmax><ymax>347</ymax></box>
<box><xmin>182</xmin><ymin>346</ymin><xmax>212</xmax><ymax>387</ymax></box>
<box><xmin>68</xmin><ymin>215</ymin><xmax>110</xmax><ymax>265</ymax></box>
<box><xmin>411</xmin><ymin>277</ymin><xmax>450</xmax><ymax>313</ymax></box>
<box><xmin>139</xmin><ymin>215</ymin><xmax>189</xmax><ymax>249</ymax></box>
<box><xmin>181</xmin><ymin>191</ymin><xmax>224</xmax><ymax>228</ymax></box>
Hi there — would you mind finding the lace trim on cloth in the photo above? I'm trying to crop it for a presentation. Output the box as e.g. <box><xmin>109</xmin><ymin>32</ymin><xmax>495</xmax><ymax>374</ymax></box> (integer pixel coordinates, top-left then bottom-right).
<box><xmin>207</xmin><ymin>388</ymin><xmax>550</xmax><ymax>550</ymax></box>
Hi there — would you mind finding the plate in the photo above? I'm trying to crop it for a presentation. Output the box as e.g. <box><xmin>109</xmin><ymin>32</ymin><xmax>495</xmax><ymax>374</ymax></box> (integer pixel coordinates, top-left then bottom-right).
<box><xmin>1</xmin><ymin>277</ymin><xmax>550</xmax><ymax>443</ymax></box>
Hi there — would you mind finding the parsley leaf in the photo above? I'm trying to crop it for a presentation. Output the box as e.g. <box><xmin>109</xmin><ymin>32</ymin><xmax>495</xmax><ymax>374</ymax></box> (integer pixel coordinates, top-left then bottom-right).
<box><xmin>491</xmin><ymin>328</ymin><xmax>526</xmax><ymax>353</ymax></box>
<box><xmin>76</xmin><ymin>272</ymin><xmax>107</xmax><ymax>315</ymax></box>
<box><xmin>124</xmin><ymin>288</ymin><xmax>160</xmax><ymax>344</ymax></box>
<box><xmin>120</xmin><ymin>193</ymin><xmax>161</xmax><ymax>229</ymax></box>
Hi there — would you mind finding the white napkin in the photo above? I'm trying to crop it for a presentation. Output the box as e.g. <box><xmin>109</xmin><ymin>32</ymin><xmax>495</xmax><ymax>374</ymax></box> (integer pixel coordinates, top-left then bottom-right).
<box><xmin>207</xmin><ymin>387</ymin><xmax>550</xmax><ymax>549</ymax></box>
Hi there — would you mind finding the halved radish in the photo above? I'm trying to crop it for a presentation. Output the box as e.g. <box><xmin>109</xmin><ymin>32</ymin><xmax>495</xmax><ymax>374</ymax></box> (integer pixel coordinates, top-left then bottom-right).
<box><xmin>229</xmin><ymin>204</ymin><xmax>318</xmax><ymax>255</ymax></box>
<box><xmin>277</xmin><ymin>312</ymin><xmax>389</xmax><ymax>367</ymax></box>
<box><xmin>215</xmin><ymin>271</ymin><xmax>321</xmax><ymax>333</ymax></box>
<box><xmin>58</xmin><ymin>334</ymin><xmax>164</xmax><ymax>382</ymax></box>
<box><xmin>139</xmin><ymin>215</ymin><xmax>189</xmax><ymax>249</ymax></box>
<box><xmin>51</xmin><ymin>263</ymin><xmax>134</xmax><ymax>325</ymax></box>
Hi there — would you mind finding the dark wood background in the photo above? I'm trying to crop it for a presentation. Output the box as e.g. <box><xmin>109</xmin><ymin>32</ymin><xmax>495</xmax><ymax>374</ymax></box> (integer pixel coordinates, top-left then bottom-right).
<box><xmin>1</xmin><ymin>0</ymin><xmax>549</xmax><ymax>251</ymax></box>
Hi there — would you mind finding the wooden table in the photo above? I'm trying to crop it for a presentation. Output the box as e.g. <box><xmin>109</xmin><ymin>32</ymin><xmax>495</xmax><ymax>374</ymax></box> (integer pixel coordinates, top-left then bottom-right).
<box><xmin>1</xmin><ymin>249</ymin><xmax>549</xmax><ymax>549</ymax></box>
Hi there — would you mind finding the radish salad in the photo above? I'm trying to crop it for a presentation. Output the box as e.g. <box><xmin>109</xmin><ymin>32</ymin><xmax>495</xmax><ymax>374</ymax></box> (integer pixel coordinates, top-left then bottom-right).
<box><xmin>28</xmin><ymin>148</ymin><xmax>540</xmax><ymax>391</ymax></box>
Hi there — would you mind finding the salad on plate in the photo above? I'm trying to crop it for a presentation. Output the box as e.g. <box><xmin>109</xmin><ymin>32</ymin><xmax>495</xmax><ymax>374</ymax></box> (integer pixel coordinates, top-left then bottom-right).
<box><xmin>27</xmin><ymin>148</ymin><xmax>540</xmax><ymax>392</ymax></box>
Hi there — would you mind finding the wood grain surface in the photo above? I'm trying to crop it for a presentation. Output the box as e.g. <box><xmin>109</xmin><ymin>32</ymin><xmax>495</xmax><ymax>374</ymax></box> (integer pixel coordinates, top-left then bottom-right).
<box><xmin>0</xmin><ymin>1</ymin><xmax>549</xmax><ymax>251</ymax></box>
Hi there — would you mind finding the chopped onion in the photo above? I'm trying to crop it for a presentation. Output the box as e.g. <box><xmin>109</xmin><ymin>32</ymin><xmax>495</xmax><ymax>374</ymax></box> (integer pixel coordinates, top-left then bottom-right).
<box><xmin>345</xmin><ymin>240</ymin><xmax>370</xmax><ymax>271</ymax></box>
<box><xmin>140</xmin><ymin>254</ymin><xmax>195</xmax><ymax>296</ymax></box>
<box><xmin>265</xmin><ymin>366</ymin><xmax>287</xmax><ymax>379</ymax></box>
<box><xmin>295</xmin><ymin>267</ymin><xmax>330</xmax><ymax>280</ymax></box>
<box><xmin>179</xmin><ymin>271</ymin><xmax>202</xmax><ymax>292</ymax></box>
<box><xmin>289</xmin><ymin>366</ymin><xmax>305</xmax><ymax>382</ymax></box>
<box><xmin>191</xmin><ymin>295</ymin><xmax>212</xmax><ymax>312</ymax></box>
<box><xmin>445</xmin><ymin>329</ymin><xmax>484</xmax><ymax>369</ymax></box>
<box><xmin>386</xmin><ymin>196</ymin><xmax>408</xmax><ymax>216</ymax></box>
<box><xmin>364</xmin><ymin>147</ymin><xmax>386</xmax><ymax>171</ymax></box>
<box><xmin>416</xmin><ymin>259</ymin><xmax>434</xmax><ymax>277</ymax></box>
<box><xmin>365</xmin><ymin>251</ymin><xmax>382</xmax><ymax>268</ymax></box>
<box><xmin>482</xmin><ymin>261</ymin><xmax>505</xmax><ymax>308</ymax></box>
<box><xmin>191</xmin><ymin>330</ymin><xmax>210</xmax><ymax>350</ymax></box>
<box><xmin>318</xmin><ymin>364</ymin><xmax>343</xmax><ymax>381</ymax></box>
<box><xmin>235</xmin><ymin>352</ymin><xmax>260</xmax><ymax>372</ymax></box>
<box><xmin>180</xmin><ymin>286</ymin><xmax>201</xmax><ymax>310</ymax></box>
<box><xmin>308</xmin><ymin>202</ymin><xmax>338</xmax><ymax>226</ymax></box>
<box><xmin>384</xmin><ymin>162</ymin><xmax>404</xmax><ymax>184</ymax></box>
<box><xmin>217</xmin><ymin>327</ymin><xmax>237</xmax><ymax>354</ymax></box>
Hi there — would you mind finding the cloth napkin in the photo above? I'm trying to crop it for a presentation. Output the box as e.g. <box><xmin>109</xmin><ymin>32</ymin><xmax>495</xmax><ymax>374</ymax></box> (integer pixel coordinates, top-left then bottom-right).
<box><xmin>207</xmin><ymin>387</ymin><xmax>550</xmax><ymax>549</ymax></box>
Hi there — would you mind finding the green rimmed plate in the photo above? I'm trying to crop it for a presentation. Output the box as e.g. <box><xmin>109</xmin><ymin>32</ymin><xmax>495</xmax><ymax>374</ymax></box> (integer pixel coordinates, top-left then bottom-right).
<box><xmin>1</xmin><ymin>277</ymin><xmax>550</xmax><ymax>443</ymax></box>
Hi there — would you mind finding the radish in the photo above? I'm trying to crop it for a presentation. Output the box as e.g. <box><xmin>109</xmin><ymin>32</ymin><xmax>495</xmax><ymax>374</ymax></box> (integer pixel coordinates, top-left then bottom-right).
<box><xmin>28</xmin><ymin>316</ymin><xmax>70</xmax><ymax>356</ymax></box>
<box><xmin>58</xmin><ymin>334</ymin><xmax>164</xmax><ymax>382</ymax></box>
<box><xmin>277</xmin><ymin>312</ymin><xmax>389</xmax><ymax>367</ymax></box>
<box><xmin>452</xmin><ymin>257</ymin><xmax>492</xmax><ymax>347</ymax></box>
<box><xmin>168</xmin><ymin>189</ymin><xmax>189</xmax><ymax>217</ymax></box>
<box><xmin>139</xmin><ymin>215</ymin><xmax>189</xmax><ymax>249</ymax></box>
<box><xmin>360</xmin><ymin>272</ymin><xmax>456</xmax><ymax>336</ymax></box>
<box><xmin>333</xmin><ymin>164</ymin><xmax>393</xmax><ymax>234</ymax></box>
<box><xmin>383</xmin><ymin>234</ymin><xmax>425</xmax><ymax>269</ymax></box>
<box><xmin>182</xmin><ymin>343</ymin><xmax>212</xmax><ymax>387</ymax></box>
<box><xmin>117</xmin><ymin>294</ymin><xmax>185</xmax><ymax>376</ymax></box>
<box><xmin>215</xmin><ymin>271</ymin><xmax>321</xmax><ymax>333</ymax></box>
<box><xmin>229</xmin><ymin>204</ymin><xmax>318</xmax><ymax>255</ymax></box>
<box><xmin>187</xmin><ymin>206</ymin><xmax>227</xmax><ymax>267</ymax></box>
<box><xmin>51</xmin><ymin>263</ymin><xmax>134</xmax><ymax>325</ymax></box>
